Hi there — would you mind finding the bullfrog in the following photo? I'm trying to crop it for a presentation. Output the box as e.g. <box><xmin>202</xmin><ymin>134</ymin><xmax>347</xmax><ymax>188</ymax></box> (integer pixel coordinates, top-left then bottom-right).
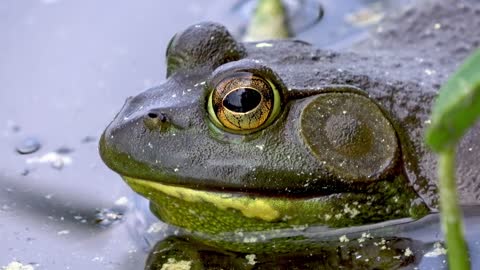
<box><xmin>100</xmin><ymin>0</ymin><xmax>480</xmax><ymax>267</ymax></box>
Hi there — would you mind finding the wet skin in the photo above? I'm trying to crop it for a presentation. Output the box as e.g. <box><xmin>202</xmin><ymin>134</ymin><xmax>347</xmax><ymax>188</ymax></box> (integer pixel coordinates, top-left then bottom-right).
<box><xmin>100</xmin><ymin>0</ymin><xmax>480</xmax><ymax>256</ymax></box>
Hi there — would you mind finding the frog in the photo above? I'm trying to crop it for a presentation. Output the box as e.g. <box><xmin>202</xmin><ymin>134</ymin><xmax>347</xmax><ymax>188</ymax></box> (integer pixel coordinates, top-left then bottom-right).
<box><xmin>99</xmin><ymin>20</ymin><xmax>430</xmax><ymax>245</ymax></box>
<box><xmin>99</xmin><ymin>0</ymin><xmax>480</xmax><ymax>267</ymax></box>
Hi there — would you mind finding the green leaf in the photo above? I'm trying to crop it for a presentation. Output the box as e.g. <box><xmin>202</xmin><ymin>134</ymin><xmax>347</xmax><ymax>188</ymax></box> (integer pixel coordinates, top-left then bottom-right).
<box><xmin>426</xmin><ymin>48</ymin><xmax>480</xmax><ymax>152</ymax></box>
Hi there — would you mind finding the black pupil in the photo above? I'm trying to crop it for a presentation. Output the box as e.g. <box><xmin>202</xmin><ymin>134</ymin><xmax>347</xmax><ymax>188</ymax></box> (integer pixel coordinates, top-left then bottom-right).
<box><xmin>223</xmin><ymin>88</ymin><xmax>262</xmax><ymax>113</ymax></box>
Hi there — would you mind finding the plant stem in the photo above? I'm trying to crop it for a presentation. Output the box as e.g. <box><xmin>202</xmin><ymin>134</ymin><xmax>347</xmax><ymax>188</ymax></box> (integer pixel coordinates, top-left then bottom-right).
<box><xmin>244</xmin><ymin>0</ymin><xmax>290</xmax><ymax>42</ymax></box>
<box><xmin>438</xmin><ymin>146</ymin><xmax>470</xmax><ymax>270</ymax></box>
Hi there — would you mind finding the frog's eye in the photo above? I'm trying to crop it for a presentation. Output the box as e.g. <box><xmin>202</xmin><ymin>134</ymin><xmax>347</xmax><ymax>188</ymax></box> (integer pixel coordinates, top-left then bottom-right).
<box><xmin>207</xmin><ymin>72</ymin><xmax>281</xmax><ymax>133</ymax></box>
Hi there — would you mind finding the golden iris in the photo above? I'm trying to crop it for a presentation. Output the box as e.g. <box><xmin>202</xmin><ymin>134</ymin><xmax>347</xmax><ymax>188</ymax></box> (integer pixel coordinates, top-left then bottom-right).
<box><xmin>208</xmin><ymin>72</ymin><xmax>280</xmax><ymax>133</ymax></box>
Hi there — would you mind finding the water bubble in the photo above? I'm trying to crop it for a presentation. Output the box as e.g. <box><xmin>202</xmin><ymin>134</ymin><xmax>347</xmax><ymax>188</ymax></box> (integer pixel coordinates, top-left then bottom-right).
<box><xmin>16</xmin><ymin>137</ymin><xmax>41</xmax><ymax>154</ymax></box>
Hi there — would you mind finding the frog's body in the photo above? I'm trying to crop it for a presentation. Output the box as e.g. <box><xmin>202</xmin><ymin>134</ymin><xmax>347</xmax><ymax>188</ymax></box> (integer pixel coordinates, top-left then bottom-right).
<box><xmin>100</xmin><ymin>0</ymin><xmax>480</xmax><ymax>266</ymax></box>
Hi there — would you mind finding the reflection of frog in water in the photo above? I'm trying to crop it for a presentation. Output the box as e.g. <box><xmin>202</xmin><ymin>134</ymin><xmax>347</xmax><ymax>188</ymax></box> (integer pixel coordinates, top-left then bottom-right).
<box><xmin>100</xmin><ymin>0</ymin><xmax>480</xmax><ymax>268</ymax></box>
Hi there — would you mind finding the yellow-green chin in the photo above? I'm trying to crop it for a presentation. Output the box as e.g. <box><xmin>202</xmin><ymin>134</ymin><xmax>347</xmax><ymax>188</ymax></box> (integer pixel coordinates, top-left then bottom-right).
<box><xmin>123</xmin><ymin>176</ymin><xmax>429</xmax><ymax>236</ymax></box>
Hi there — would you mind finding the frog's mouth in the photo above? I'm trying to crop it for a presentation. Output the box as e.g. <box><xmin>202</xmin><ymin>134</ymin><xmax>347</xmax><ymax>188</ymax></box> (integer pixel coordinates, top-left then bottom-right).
<box><xmin>124</xmin><ymin>175</ymin><xmax>430</xmax><ymax>237</ymax></box>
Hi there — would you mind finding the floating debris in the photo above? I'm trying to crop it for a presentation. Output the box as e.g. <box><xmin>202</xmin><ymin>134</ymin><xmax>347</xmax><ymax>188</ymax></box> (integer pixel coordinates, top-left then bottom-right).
<box><xmin>15</xmin><ymin>138</ymin><xmax>41</xmax><ymax>155</ymax></box>
<box><xmin>57</xmin><ymin>230</ymin><xmax>70</xmax><ymax>235</ymax></box>
<box><xmin>91</xmin><ymin>256</ymin><xmax>104</xmax><ymax>262</ymax></box>
<box><xmin>55</xmin><ymin>146</ymin><xmax>74</xmax><ymax>154</ymax></box>
<box><xmin>94</xmin><ymin>208</ymin><xmax>123</xmax><ymax>226</ymax></box>
<box><xmin>51</xmin><ymin>158</ymin><xmax>64</xmax><ymax>170</ymax></box>
<box><xmin>114</xmin><ymin>196</ymin><xmax>129</xmax><ymax>206</ymax></box>
<box><xmin>26</xmin><ymin>152</ymin><xmax>72</xmax><ymax>170</ymax></box>
<box><xmin>2</xmin><ymin>261</ymin><xmax>35</xmax><ymax>270</ymax></box>
<box><xmin>81</xmin><ymin>136</ymin><xmax>96</xmax><ymax>144</ymax></box>
<box><xmin>20</xmin><ymin>169</ymin><xmax>30</xmax><ymax>176</ymax></box>
<box><xmin>73</xmin><ymin>215</ymin><xmax>87</xmax><ymax>224</ymax></box>
<box><xmin>424</xmin><ymin>69</ymin><xmax>436</xmax><ymax>76</ymax></box>
<box><xmin>424</xmin><ymin>242</ymin><xmax>447</xmax><ymax>257</ymax></box>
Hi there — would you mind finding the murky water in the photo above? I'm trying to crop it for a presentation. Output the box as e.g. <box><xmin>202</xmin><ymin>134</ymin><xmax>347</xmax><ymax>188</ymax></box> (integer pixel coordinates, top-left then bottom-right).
<box><xmin>0</xmin><ymin>0</ymin><xmax>477</xmax><ymax>269</ymax></box>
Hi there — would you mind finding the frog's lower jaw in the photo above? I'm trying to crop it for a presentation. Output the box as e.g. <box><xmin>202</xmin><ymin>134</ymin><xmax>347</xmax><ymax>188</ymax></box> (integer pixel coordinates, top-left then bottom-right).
<box><xmin>125</xmin><ymin>176</ymin><xmax>429</xmax><ymax>244</ymax></box>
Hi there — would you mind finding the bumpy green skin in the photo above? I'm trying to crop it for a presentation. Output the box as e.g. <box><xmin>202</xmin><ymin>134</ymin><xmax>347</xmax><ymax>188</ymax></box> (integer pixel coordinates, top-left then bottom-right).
<box><xmin>99</xmin><ymin>22</ymin><xmax>431</xmax><ymax>252</ymax></box>
<box><xmin>127</xmin><ymin>175</ymin><xmax>427</xmax><ymax>234</ymax></box>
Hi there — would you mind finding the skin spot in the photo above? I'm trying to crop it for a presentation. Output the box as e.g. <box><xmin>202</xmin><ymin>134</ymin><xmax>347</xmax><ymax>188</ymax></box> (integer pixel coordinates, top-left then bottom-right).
<box><xmin>245</xmin><ymin>254</ymin><xmax>257</xmax><ymax>265</ymax></box>
<box><xmin>161</xmin><ymin>258</ymin><xmax>192</xmax><ymax>270</ymax></box>
<box><xmin>339</xmin><ymin>235</ymin><xmax>349</xmax><ymax>242</ymax></box>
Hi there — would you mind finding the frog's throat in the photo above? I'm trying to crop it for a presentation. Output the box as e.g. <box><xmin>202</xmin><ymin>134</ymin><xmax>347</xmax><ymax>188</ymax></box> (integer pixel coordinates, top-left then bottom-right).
<box><xmin>125</xmin><ymin>176</ymin><xmax>432</xmax><ymax>254</ymax></box>
<box><xmin>124</xmin><ymin>177</ymin><xmax>280</xmax><ymax>221</ymax></box>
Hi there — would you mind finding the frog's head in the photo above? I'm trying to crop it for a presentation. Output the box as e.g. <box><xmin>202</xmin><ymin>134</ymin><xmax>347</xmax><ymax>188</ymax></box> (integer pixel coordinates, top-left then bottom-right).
<box><xmin>99</xmin><ymin>22</ymin><xmax>429</xmax><ymax>237</ymax></box>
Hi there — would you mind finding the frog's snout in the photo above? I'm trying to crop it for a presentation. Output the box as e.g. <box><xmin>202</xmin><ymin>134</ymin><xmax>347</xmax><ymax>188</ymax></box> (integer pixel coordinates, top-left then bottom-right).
<box><xmin>99</xmin><ymin>96</ymin><xmax>151</xmax><ymax>174</ymax></box>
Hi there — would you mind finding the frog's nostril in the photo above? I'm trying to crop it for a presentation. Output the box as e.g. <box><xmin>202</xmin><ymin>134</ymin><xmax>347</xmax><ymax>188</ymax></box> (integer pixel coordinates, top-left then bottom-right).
<box><xmin>147</xmin><ymin>112</ymin><xmax>158</xmax><ymax>118</ymax></box>
<box><xmin>144</xmin><ymin>110</ymin><xmax>170</xmax><ymax>131</ymax></box>
<box><xmin>147</xmin><ymin>111</ymin><xmax>168</xmax><ymax>122</ymax></box>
